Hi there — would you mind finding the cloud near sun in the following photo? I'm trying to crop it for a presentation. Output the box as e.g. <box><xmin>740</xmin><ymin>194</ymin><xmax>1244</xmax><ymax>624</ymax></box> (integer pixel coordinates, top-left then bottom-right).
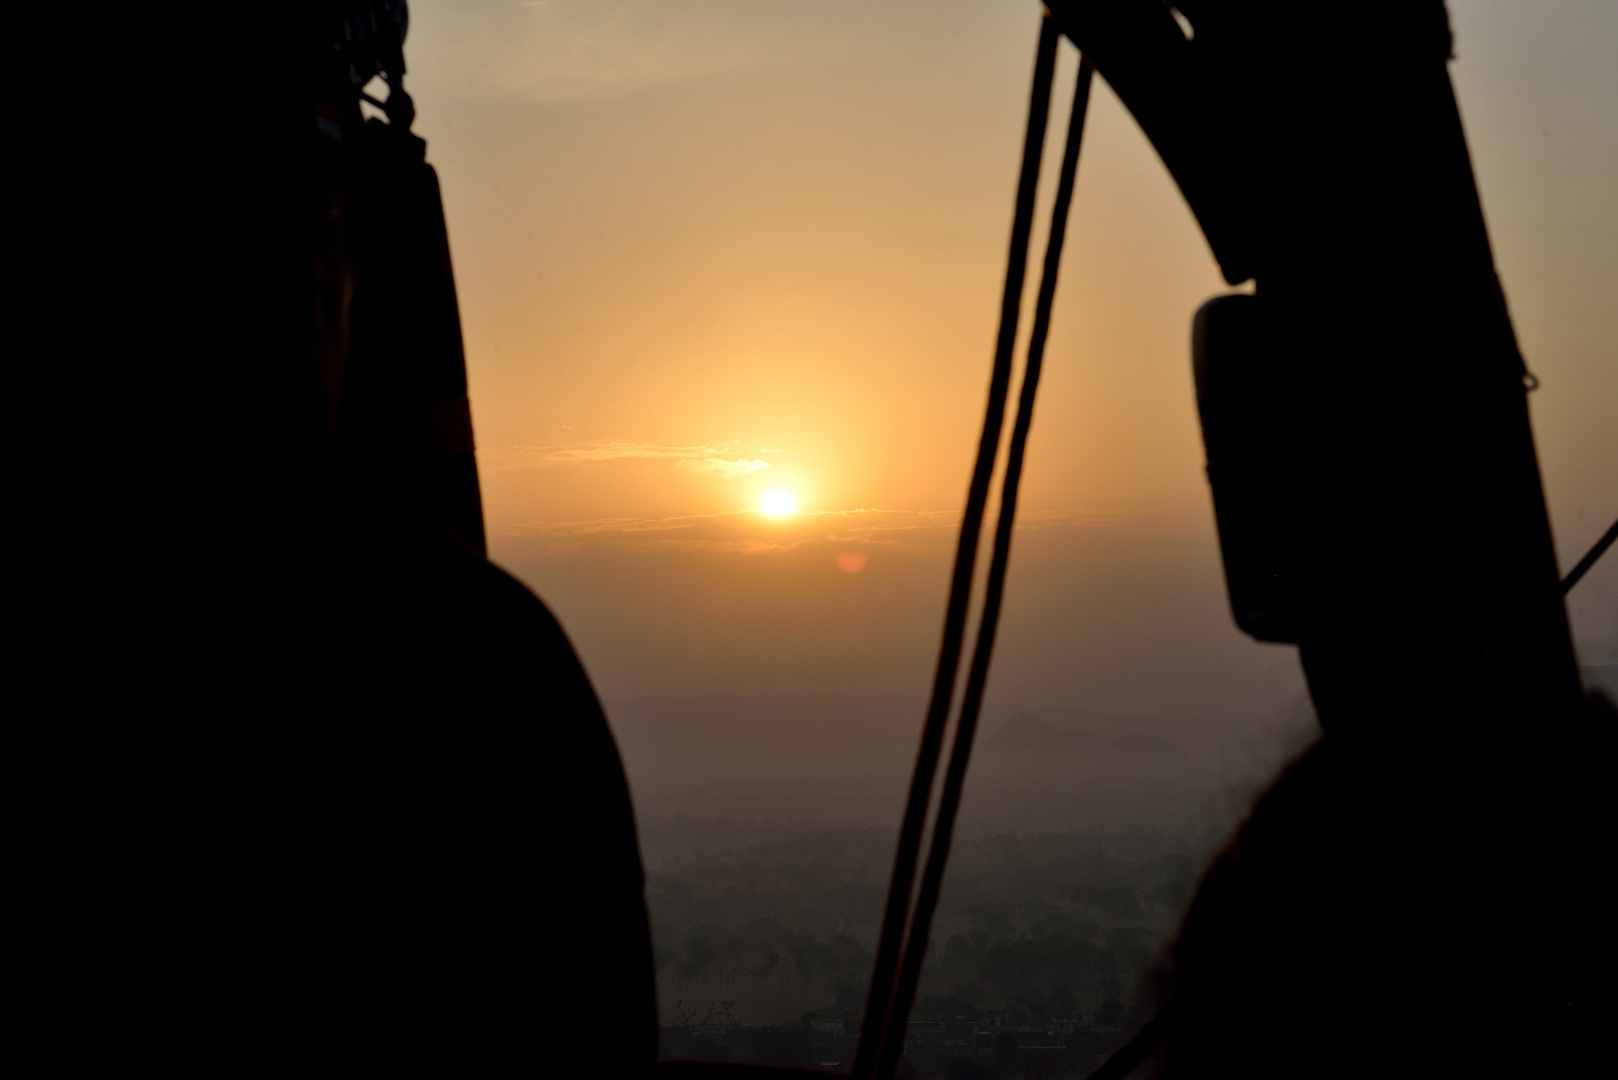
<box><xmin>506</xmin><ymin>508</ymin><xmax>956</xmax><ymax>556</ymax></box>
<box><xmin>499</xmin><ymin>508</ymin><xmax>1118</xmax><ymax>560</ymax></box>
<box><xmin>499</xmin><ymin>442</ymin><xmax>771</xmax><ymax>479</ymax></box>
<box><xmin>682</xmin><ymin>457</ymin><xmax>771</xmax><ymax>479</ymax></box>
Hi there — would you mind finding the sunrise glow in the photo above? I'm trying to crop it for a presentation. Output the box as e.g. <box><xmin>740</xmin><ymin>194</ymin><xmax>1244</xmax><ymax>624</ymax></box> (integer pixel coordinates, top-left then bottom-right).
<box><xmin>761</xmin><ymin>490</ymin><xmax>797</xmax><ymax>516</ymax></box>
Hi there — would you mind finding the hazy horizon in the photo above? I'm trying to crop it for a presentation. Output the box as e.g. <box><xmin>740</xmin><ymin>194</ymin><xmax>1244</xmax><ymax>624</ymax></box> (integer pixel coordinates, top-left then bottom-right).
<box><xmin>380</xmin><ymin>4</ymin><xmax>1617</xmax><ymax>1062</ymax></box>
<box><xmin>403</xmin><ymin>1</ymin><xmax>1614</xmax><ymax>724</ymax></box>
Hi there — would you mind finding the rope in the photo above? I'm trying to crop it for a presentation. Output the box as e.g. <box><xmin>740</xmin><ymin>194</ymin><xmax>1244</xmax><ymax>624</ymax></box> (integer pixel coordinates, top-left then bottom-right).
<box><xmin>849</xmin><ymin>16</ymin><xmax>1061</xmax><ymax>1080</ymax></box>
<box><xmin>869</xmin><ymin>54</ymin><xmax>1096</xmax><ymax>1080</ymax></box>
<box><xmin>1561</xmin><ymin>515</ymin><xmax>1617</xmax><ymax>596</ymax></box>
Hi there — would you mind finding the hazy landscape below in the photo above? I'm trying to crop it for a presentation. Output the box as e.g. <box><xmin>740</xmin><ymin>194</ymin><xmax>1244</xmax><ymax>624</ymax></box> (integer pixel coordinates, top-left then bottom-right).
<box><xmin>604</xmin><ymin>671</ymin><xmax>1615</xmax><ymax>1075</ymax></box>
<box><xmin>608</xmin><ymin>694</ymin><xmax>1316</xmax><ymax>830</ymax></box>
<box><xmin>606</xmin><ymin>694</ymin><xmax>1321</xmax><ymax>1035</ymax></box>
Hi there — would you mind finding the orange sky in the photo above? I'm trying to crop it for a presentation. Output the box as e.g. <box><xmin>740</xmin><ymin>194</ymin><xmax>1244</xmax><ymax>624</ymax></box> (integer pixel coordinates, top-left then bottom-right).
<box><xmin>402</xmin><ymin>0</ymin><xmax>1617</xmax><ymax>719</ymax></box>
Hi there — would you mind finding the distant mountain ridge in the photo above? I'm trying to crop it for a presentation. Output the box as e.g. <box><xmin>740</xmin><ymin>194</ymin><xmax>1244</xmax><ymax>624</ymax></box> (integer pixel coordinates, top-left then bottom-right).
<box><xmin>607</xmin><ymin>696</ymin><xmax>1193</xmax><ymax>790</ymax></box>
<box><xmin>980</xmin><ymin>712</ymin><xmax>1184</xmax><ymax>757</ymax></box>
<box><xmin>606</xmin><ymin>694</ymin><xmax>924</xmax><ymax>784</ymax></box>
<box><xmin>605</xmin><ymin>695</ymin><xmax>1217</xmax><ymax>826</ymax></box>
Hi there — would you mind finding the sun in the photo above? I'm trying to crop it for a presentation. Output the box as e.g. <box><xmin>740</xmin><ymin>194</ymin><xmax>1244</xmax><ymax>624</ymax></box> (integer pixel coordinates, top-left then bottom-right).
<box><xmin>761</xmin><ymin>490</ymin><xmax>797</xmax><ymax>516</ymax></box>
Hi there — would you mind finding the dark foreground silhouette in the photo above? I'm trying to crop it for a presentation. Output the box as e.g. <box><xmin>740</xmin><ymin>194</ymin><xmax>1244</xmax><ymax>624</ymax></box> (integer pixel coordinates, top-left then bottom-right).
<box><xmin>299</xmin><ymin>3</ymin><xmax>657</xmax><ymax>1073</ymax></box>
<box><xmin>104</xmin><ymin>3</ymin><xmax>1601</xmax><ymax>1077</ymax></box>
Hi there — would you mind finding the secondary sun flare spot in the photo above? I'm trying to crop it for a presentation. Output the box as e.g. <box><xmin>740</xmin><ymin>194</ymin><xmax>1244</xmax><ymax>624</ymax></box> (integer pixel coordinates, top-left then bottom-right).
<box><xmin>761</xmin><ymin>490</ymin><xmax>797</xmax><ymax>516</ymax></box>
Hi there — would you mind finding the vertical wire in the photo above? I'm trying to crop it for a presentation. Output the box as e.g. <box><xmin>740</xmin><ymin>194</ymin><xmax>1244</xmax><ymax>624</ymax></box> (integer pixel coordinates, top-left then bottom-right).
<box><xmin>849</xmin><ymin>16</ymin><xmax>1062</xmax><ymax>1080</ymax></box>
<box><xmin>871</xmin><ymin>56</ymin><xmax>1096</xmax><ymax>1080</ymax></box>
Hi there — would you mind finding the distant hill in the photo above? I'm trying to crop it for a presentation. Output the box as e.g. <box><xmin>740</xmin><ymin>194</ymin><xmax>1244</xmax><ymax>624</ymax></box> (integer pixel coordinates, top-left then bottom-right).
<box><xmin>606</xmin><ymin>694</ymin><xmax>924</xmax><ymax>785</ymax></box>
<box><xmin>606</xmin><ymin>698</ymin><xmax>1189</xmax><ymax>789</ymax></box>
<box><xmin>603</xmin><ymin>696</ymin><xmax>1216</xmax><ymax>827</ymax></box>
<box><xmin>979</xmin><ymin>712</ymin><xmax>1184</xmax><ymax>758</ymax></box>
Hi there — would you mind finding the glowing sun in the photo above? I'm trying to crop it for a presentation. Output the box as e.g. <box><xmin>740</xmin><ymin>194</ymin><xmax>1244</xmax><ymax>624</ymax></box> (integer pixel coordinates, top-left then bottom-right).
<box><xmin>761</xmin><ymin>490</ymin><xmax>797</xmax><ymax>516</ymax></box>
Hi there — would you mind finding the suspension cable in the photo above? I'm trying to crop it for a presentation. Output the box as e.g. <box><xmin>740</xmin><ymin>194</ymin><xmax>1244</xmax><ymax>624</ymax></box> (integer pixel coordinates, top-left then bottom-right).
<box><xmin>849</xmin><ymin>16</ymin><xmax>1061</xmax><ymax>1080</ymax></box>
<box><xmin>1561</xmin><ymin>515</ymin><xmax>1617</xmax><ymax>596</ymax></box>
<box><xmin>870</xmin><ymin>54</ymin><xmax>1096</xmax><ymax>1080</ymax></box>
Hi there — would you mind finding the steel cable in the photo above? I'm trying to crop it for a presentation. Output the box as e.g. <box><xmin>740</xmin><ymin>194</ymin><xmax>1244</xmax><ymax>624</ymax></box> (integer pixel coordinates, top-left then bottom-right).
<box><xmin>1561</xmin><ymin>515</ymin><xmax>1617</xmax><ymax>596</ymax></box>
<box><xmin>870</xmin><ymin>60</ymin><xmax>1097</xmax><ymax>1080</ymax></box>
<box><xmin>860</xmin><ymin>36</ymin><xmax>1098</xmax><ymax>1080</ymax></box>
<box><xmin>849</xmin><ymin>16</ymin><xmax>1061</xmax><ymax>1080</ymax></box>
